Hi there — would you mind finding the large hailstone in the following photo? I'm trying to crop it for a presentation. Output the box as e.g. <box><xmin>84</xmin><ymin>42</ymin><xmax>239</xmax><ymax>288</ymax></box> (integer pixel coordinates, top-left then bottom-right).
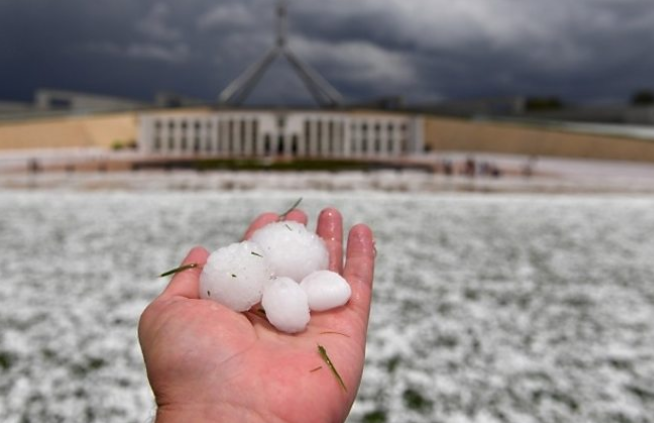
<box><xmin>262</xmin><ymin>277</ymin><xmax>310</xmax><ymax>333</ymax></box>
<box><xmin>300</xmin><ymin>270</ymin><xmax>352</xmax><ymax>312</ymax></box>
<box><xmin>251</xmin><ymin>221</ymin><xmax>329</xmax><ymax>282</ymax></box>
<box><xmin>199</xmin><ymin>241</ymin><xmax>272</xmax><ymax>312</ymax></box>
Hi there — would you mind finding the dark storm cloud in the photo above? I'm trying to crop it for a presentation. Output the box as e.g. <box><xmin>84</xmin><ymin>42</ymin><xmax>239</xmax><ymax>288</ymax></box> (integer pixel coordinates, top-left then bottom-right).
<box><xmin>1</xmin><ymin>0</ymin><xmax>654</xmax><ymax>105</ymax></box>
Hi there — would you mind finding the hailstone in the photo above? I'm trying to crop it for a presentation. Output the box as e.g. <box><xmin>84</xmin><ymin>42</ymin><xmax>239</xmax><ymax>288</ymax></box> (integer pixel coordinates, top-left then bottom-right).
<box><xmin>199</xmin><ymin>241</ymin><xmax>272</xmax><ymax>312</ymax></box>
<box><xmin>262</xmin><ymin>277</ymin><xmax>311</xmax><ymax>333</ymax></box>
<box><xmin>300</xmin><ymin>270</ymin><xmax>352</xmax><ymax>312</ymax></box>
<box><xmin>251</xmin><ymin>221</ymin><xmax>329</xmax><ymax>282</ymax></box>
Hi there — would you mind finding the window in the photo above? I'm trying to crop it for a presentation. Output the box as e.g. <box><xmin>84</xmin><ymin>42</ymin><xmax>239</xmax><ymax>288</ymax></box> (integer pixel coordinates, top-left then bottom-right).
<box><xmin>252</xmin><ymin>119</ymin><xmax>259</xmax><ymax>154</ymax></box>
<box><xmin>291</xmin><ymin>135</ymin><xmax>299</xmax><ymax>155</ymax></box>
<box><xmin>264</xmin><ymin>134</ymin><xmax>272</xmax><ymax>156</ymax></box>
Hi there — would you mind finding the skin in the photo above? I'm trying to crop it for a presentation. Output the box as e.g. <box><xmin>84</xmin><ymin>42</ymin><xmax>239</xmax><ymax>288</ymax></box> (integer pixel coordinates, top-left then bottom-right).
<box><xmin>138</xmin><ymin>208</ymin><xmax>375</xmax><ymax>423</ymax></box>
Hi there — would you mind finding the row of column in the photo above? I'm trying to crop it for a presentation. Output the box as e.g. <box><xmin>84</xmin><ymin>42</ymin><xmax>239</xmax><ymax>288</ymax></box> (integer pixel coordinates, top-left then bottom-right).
<box><xmin>143</xmin><ymin>114</ymin><xmax>417</xmax><ymax>158</ymax></box>
<box><xmin>150</xmin><ymin>117</ymin><xmax>260</xmax><ymax>156</ymax></box>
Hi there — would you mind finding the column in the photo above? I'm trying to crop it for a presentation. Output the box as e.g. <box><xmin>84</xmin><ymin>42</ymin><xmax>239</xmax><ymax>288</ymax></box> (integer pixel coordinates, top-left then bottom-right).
<box><xmin>351</xmin><ymin>121</ymin><xmax>360</xmax><ymax>157</ymax></box>
<box><xmin>174</xmin><ymin>117</ymin><xmax>182</xmax><ymax>155</ymax></box>
<box><xmin>255</xmin><ymin>122</ymin><xmax>265</xmax><ymax>157</ymax></box>
<box><xmin>390</xmin><ymin>122</ymin><xmax>401</xmax><ymax>156</ymax></box>
<box><xmin>332</xmin><ymin>120</ymin><xmax>341</xmax><ymax>158</ymax></box>
<box><xmin>410</xmin><ymin>115</ymin><xmax>424</xmax><ymax>155</ymax></box>
<box><xmin>318</xmin><ymin>117</ymin><xmax>328</xmax><ymax>158</ymax></box>
<box><xmin>210</xmin><ymin>116</ymin><xmax>219</xmax><ymax>155</ymax></box>
<box><xmin>379</xmin><ymin>120</ymin><xmax>389</xmax><ymax>157</ymax></box>
<box><xmin>139</xmin><ymin>116</ymin><xmax>153</xmax><ymax>154</ymax></box>
<box><xmin>301</xmin><ymin>118</ymin><xmax>309</xmax><ymax>157</ymax></box>
<box><xmin>342</xmin><ymin>118</ymin><xmax>351</xmax><ymax>158</ymax></box>
<box><xmin>227</xmin><ymin>119</ymin><xmax>235</xmax><ymax>157</ymax></box>
<box><xmin>219</xmin><ymin>118</ymin><xmax>227</xmax><ymax>156</ymax></box>
<box><xmin>308</xmin><ymin>119</ymin><xmax>316</xmax><ymax>157</ymax></box>
<box><xmin>196</xmin><ymin>119</ymin><xmax>205</xmax><ymax>154</ymax></box>
<box><xmin>245</xmin><ymin>118</ymin><xmax>254</xmax><ymax>157</ymax></box>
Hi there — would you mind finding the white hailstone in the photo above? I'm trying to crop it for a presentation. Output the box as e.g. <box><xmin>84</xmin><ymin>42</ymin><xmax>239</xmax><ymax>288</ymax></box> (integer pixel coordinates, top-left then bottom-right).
<box><xmin>251</xmin><ymin>221</ymin><xmax>329</xmax><ymax>282</ymax></box>
<box><xmin>199</xmin><ymin>241</ymin><xmax>272</xmax><ymax>312</ymax></box>
<box><xmin>300</xmin><ymin>270</ymin><xmax>352</xmax><ymax>312</ymax></box>
<box><xmin>262</xmin><ymin>277</ymin><xmax>310</xmax><ymax>333</ymax></box>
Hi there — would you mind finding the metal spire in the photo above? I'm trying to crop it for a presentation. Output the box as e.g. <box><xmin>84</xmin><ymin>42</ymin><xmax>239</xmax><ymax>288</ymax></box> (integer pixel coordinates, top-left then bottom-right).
<box><xmin>218</xmin><ymin>0</ymin><xmax>343</xmax><ymax>107</ymax></box>
<box><xmin>276</xmin><ymin>0</ymin><xmax>287</xmax><ymax>48</ymax></box>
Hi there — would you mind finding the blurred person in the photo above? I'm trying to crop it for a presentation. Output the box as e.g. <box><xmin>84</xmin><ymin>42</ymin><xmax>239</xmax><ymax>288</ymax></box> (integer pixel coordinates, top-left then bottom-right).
<box><xmin>138</xmin><ymin>208</ymin><xmax>375</xmax><ymax>423</ymax></box>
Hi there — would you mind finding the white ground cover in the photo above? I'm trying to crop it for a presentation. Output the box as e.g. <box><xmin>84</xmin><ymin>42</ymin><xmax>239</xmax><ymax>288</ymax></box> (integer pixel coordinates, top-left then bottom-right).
<box><xmin>1</xmin><ymin>190</ymin><xmax>653</xmax><ymax>423</ymax></box>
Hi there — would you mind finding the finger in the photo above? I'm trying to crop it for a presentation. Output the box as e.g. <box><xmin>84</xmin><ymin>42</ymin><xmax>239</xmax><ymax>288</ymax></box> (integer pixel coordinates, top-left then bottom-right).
<box><xmin>159</xmin><ymin>246</ymin><xmax>209</xmax><ymax>300</ymax></box>
<box><xmin>283</xmin><ymin>209</ymin><xmax>308</xmax><ymax>225</ymax></box>
<box><xmin>343</xmin><ymin>224</ymin><xmax>375</xmax><ymax>327</ymax></box>
<box><xmin>243</xmin><ymin>212</ymin><xmax>278</xmax><ymax>240</ymax></box>
<box><xmin>316</xmin><ymin>207</ymin><xmax>343</xmax><ymax>273</ymax></box>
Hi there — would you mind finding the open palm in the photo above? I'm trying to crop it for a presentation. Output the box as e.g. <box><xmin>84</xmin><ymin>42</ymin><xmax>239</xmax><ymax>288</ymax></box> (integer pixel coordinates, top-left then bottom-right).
<box><xmin>138</xmin><ymin>208</ymin><xmax>375</xmax><ymax>423</ymax></box>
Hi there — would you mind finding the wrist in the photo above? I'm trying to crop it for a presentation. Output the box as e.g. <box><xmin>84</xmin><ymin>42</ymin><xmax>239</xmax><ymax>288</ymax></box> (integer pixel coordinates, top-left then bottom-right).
<box><xmin>155</xmin><ymin>403</ymin><xmax>289</xmax><ymax>423</ymax></box>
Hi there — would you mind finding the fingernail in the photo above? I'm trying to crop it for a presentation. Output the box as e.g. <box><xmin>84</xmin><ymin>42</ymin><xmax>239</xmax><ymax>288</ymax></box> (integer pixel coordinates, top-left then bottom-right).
<box><xmin>320</xmin><ymin>208</ymin><xmax>340</xmax><ymax>219</ymax></box>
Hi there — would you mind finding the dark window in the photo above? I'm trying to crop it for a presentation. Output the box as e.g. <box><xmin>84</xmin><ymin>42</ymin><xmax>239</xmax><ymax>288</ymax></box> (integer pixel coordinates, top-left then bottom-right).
<box><xmin>327</xmin><ymin>121</ymin><xmax>334</xmax><ymax>153</ymax></box>
<box><xmin>304</xmin><ymin>121</ymin><xmax>310</xmax><ymax>147</ymax></box>
<box><xmin>238</xmin><ymin>120</ymin><xmax>247</xmax><ymax>155</ymax></box>
<box><xmin>291</xmin><ymin>135</ymin><xmax>299</xmax><ymax>155</ymax></box>
<box><xmin>264</xmin><ymin>134</ymin><xmax>272</xmax><ymax>156</ymax></box>
<box><xmin>228</xmin><ymin>120</ymin><xmax>234</xmax><ymax>153</ymax></box>
<box><xmin>252</xmin><ymin>120</ymin><xmax>259</xmax><ymax>154</ymax></box>
<box><xmin>217</xmin><ymin>121</ymin><xmax>224</xmax><ymax>151</ymax></box>
<box><xmin>277</xmin><ymin>135</ymin><xmax>285</xmax><ymax>155</ymax></box>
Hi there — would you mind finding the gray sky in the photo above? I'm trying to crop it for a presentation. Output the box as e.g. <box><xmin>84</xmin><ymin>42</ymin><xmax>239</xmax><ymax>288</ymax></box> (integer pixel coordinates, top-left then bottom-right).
<box><xmin>1</xmin><ymin>0</ymin><xmax>653</xmax><ymax>105</ymax></box>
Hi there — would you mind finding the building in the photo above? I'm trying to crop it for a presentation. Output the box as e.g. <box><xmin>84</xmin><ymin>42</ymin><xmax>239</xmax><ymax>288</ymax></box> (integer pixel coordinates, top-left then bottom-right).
<box><xmin>138</xmin><ymin>109</ymin><xmax>424</xmax><ymax>158</ymax></box>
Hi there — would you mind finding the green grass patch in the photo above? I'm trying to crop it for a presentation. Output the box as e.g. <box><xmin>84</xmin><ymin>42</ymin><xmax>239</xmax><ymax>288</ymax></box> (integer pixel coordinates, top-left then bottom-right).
<box><xmin>0</xmin><ymin>351</ymin><xmax>14</xmax><ymax>370</ymax></box>
<box><xmin>403</xmin><ymin>388</ymin><xmax>433</xmax><ymax>413</ymax></box>
<box><xmin>362</xmin><ymin>409</ymin><xmax>387</xmax><ymax>423</ymax></box>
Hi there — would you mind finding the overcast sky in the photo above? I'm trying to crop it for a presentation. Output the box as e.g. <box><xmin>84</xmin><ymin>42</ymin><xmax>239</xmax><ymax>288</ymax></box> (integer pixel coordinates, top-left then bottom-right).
<box><xmin>1</xmin><ymin>0</ymin><xmax>653</xmax><ymax>106</ymax></box>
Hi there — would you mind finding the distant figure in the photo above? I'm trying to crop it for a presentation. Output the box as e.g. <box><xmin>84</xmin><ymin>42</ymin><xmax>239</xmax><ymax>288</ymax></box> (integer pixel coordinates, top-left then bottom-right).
<box><xmin>464</xmin><ymin>157</ymin><xmax>476</xmax><ymax>177</ymax></box>
<box><xmin>443</xmin><ymin>160</ymin><xmax>453</xmax><ymax>176</ymax></box>
<box><xmin>479</xmin><ymin>161</ymin><xmax>490</xmax><ymax>176</ymax></box>
<box><xmin>28</xmin><ymin>159</ymin><xmax>40</xmax><ymax>174</ymax></box>
<box><xmin>523</xmin><ymin>156</ymin><xmax>538</xmax><ymax>178</ymax></box>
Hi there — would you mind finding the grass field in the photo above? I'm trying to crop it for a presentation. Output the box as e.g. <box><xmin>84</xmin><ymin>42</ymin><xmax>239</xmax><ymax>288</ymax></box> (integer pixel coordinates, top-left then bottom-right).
<box><xmin>1</xmin><ymin>191</ymin><xmax>653</xmax><ymax>423</ymax></box>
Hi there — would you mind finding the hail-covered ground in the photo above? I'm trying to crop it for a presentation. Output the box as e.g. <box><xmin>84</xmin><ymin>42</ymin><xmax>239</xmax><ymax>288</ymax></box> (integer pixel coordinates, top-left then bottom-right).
<box><xmin>1</xmin><ymin>190</ymin><xmax>654</xmax><ymax>423</ymax></box>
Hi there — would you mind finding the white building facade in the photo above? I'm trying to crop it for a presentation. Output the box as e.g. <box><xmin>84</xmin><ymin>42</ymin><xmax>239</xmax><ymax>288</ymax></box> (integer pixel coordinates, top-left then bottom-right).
<box><xmin>138</xmin><ymin>110</ymin><xmax>423</xmax><ymax>158</ymax></box>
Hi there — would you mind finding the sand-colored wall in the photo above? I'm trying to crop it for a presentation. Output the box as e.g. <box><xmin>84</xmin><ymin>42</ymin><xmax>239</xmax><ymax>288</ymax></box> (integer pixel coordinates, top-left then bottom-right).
<box><xmin>3</xmin><ymin>110</ymin><xmax>654</xmax><ymax>164</ymax></box>
<box><xmin>0</xmin><ymin>113</ymin><xmax>139</xmax><ymax>150</ymax></box>
<box><xmin>425</xmin><ymin>117</ymin><xmax>654</xmax><ymax>163</ymax></box>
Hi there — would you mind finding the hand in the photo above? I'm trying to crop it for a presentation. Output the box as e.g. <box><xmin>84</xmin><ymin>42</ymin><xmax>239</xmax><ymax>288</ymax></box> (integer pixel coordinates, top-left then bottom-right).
<box><xmin>138</xmin><ymin>208</ymin><xmax>375</xmax><ymax>423</ymax></box>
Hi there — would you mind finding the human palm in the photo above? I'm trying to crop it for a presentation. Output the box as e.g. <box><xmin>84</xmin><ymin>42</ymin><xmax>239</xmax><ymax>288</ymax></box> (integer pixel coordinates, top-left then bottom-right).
<box><xmin>139</xmin><ymin>208</ymin><xmax>375</xmax><ymax>423</ymax></box>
